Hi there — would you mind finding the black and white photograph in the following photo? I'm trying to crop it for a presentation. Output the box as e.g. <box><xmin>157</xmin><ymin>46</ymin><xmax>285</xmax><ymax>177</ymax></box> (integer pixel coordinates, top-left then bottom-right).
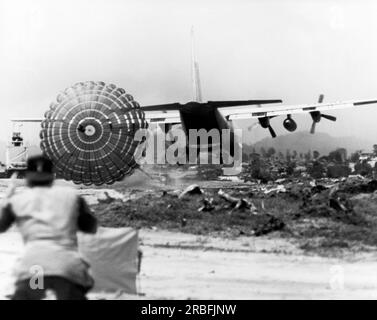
<box><xmin>1</xmin><ymin>0</ymin><xmax>377</xmax><ymax>306</ymax></box>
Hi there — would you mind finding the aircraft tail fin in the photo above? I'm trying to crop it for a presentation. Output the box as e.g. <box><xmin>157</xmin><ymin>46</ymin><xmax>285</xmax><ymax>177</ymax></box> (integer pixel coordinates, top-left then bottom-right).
<box><xmin>191</xmin><ymin>27</ymin><xmax>203</xmax><ymax>103</ymax></box>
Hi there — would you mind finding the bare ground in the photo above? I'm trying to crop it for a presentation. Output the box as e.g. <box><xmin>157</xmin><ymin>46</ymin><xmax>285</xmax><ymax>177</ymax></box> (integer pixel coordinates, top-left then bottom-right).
<box><xmin>2</xmin><ymin>229</ymin><xmax>377</xmax><ymax>299</ymax></box>
<box><xmin>1</xmin><ymin>171</ymin><xmax>377</xmax><ymax>299</ymax></box>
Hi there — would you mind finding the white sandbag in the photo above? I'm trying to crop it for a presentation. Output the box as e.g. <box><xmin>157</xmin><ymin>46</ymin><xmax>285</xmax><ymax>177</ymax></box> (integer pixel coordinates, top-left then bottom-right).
<box><xmin>78</xmin><ymin>227</ymin><xmax>139</xmax><ymax>294</ymax></box>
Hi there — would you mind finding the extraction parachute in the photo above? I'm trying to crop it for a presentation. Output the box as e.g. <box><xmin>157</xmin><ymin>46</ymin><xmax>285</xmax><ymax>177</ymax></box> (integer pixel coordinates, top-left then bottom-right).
<box><xmin>40</xmin><ymin>81</ymin><xmax>148</xmax><ymax>186</ymax></box>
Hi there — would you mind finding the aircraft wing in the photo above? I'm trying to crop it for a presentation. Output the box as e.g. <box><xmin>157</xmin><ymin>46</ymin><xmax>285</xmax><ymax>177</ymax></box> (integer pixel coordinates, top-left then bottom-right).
<box><xmin>142</xmin><ymin>99</ymin><xmax>282</xmax><ymax>124</ymax></box>
<box><xmin>218</xmin><ymin>99</ymin><xmax>377</xmax><ymax>120</ymax></box>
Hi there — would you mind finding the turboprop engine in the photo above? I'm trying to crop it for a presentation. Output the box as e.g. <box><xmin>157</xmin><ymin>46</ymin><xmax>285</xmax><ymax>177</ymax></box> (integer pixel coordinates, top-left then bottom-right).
<box><xmin>283</xmin><ymin>115</ymin><xmax>297</xmax><ymax>132</ymax></box>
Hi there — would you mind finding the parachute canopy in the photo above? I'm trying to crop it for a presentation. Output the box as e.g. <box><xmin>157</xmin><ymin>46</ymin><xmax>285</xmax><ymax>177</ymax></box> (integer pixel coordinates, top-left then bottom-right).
<box><xmin>40</xmin><ymin>81</ymin><xmax>148</xmax><ymax>185</ymax></box>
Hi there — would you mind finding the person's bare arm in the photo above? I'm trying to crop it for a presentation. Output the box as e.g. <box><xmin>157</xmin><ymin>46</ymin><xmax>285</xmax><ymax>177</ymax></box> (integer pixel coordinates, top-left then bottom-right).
<box><xmin>0</xmin><ymin>203</ymin><xmax>15</xmax><ymax>233</ymax></box>
<box><xmin>77</xmin><ymin>196</ymin><xmax>97</xmax><ymax>234</ymax></box>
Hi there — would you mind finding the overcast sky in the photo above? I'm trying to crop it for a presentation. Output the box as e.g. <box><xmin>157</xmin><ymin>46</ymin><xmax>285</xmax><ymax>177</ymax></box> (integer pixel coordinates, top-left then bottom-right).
<box><xmin>1</xmin><ymin>0</ymin><xmax>377</xmax><ymax>146</ymax></box>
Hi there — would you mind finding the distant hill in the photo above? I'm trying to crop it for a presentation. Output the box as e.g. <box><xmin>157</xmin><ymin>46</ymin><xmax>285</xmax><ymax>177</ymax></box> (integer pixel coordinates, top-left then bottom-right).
<box><xmin>244</xmin><ymin>131</ymin><xmax>374</xmax><ymax>157</ymax></box>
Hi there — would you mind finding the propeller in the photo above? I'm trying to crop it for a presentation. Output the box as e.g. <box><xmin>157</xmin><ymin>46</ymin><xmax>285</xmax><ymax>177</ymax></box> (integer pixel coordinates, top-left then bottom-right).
<box><xmin>258</xmin><ymin>117</ymin><xmax>277</xmax><ymax>138</ymax></box>
<box><xmin>321</xmin><ymin>114</ymin><xmax>337</xmax><ymax>121</ymax></box>
<box><xmin>268</xmin><ymin>125</ymin><xmax>277</xmax><ymax>138</ymax></box>
<box><xmin>310</xmin><ymin>121</ymin><xmax>317</xmax><ymax>135</ymax></box>
<box><xmin>310</xmin><ymin>94</ymin><xmax>337</xmax><ymax>134</ymax></box>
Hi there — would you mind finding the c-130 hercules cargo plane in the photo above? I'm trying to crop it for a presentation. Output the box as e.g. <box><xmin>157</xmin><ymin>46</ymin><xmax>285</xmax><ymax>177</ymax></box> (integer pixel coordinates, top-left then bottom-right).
<box><xmin>7</xmin><ymin>28</ymin><xmax>377</xmax><ymax>180</ymax></box>
<box><xmin>142</xmin><ymin>28</ymin><xmax>377</xmax><ymax>141</ymax></box>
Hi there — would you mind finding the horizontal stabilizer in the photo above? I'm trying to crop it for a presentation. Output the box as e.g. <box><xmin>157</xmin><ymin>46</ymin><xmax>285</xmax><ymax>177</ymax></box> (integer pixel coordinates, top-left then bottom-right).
<box><xmin>207</xmin><ymin>99</ymin><xmax>282</xmax><ymax>108</ymax></box>
<box><xmin>141</xmin><ymin>103</ymin><xmax>181</xmax><ymax>111</ymax></box>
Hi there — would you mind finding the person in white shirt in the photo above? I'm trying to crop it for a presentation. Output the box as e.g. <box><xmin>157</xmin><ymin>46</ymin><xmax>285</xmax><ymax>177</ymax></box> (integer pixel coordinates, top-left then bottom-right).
<box><xmin>0</xmin><ymin>155</ymin><xmax>97</xmax><ymax>300</ymax></box>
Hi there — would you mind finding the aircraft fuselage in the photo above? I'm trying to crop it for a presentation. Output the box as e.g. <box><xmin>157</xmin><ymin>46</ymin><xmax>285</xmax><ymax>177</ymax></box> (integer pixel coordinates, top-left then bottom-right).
<box><xmin>178</xmin><ymin>102</ymin><xmax>235</xmax><ymax>157</ymax></box>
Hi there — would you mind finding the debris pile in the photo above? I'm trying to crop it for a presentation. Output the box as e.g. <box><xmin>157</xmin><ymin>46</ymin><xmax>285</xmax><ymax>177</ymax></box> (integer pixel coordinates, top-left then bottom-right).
<box><xmin>89</xmin><ymin>174</ymin><xmax>377</xmax><ymax>253</ymax></box>
<box><xmin>92</xmin><ymin>183</ymin><xmax>286</xmax><ymax>237</ymax></box>
<box><xmin>79</xmin><ymin>189</ymin><xmax>129</xmax><ymax>205</ymax></box>
<box><xmin>179</xmin><ymin>184</ymin><xmax>203</xmax><ymax>199</ymax></box>
<box><xmin>218</xmin><ymin>189</ymin><xmax>257</xmax><ymax>213</ymax></box>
